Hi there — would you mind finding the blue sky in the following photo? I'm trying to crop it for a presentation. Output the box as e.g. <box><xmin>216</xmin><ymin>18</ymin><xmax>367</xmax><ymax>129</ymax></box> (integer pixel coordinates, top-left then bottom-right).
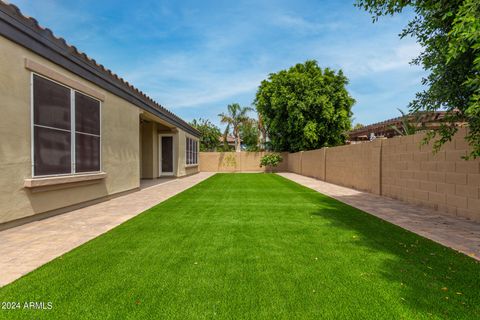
<box><xmin>11</xmin><ymin>0</ymin><xmax>426</xmax><ymax>128</ymax></box>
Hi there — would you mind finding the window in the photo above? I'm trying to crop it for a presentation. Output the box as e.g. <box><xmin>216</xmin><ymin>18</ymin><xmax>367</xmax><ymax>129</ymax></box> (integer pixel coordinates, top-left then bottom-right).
<box><xmin>186</xmin><ymin>137</ymin><xmax>198</xmax><ymax>165</ymax></box>
<box><xmin>33</xmin><ymin>75</ymin><xmax>101</xmax><ymax>176</ymax></box>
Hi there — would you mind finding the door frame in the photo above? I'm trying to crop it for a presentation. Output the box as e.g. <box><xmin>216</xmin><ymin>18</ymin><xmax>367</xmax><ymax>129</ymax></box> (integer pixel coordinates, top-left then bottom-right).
<box><xmin>158</xmin><ymin>133</ymin><xmax>176</xmax><ymax>177</ymax></box>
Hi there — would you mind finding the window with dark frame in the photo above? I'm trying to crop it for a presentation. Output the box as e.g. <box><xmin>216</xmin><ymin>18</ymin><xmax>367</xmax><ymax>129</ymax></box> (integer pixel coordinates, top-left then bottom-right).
<box><xmin>33</xmin><ymin>75</ymin><xmax>101</xmax><ymax>176</ymax></box>
<box><xmin>186</xmin><ymin>137</ymin><xmax>198</xmax><ymax>165</ymax></box>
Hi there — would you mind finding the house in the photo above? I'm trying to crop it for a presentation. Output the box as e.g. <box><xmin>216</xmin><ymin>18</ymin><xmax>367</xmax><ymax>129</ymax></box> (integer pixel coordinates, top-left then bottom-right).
<box><xmin>0</xmin><ymin>2</ymin><xmax>200</xmax><ymax>229</ymax></box>
<box><xmin>219</xmin><ymin>135</ymin><xmax>240</xmax><ymax>150</ymax></box>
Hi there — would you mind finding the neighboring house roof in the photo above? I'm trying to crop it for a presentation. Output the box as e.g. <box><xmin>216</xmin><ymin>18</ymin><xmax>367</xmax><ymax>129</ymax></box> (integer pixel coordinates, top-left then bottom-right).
<box><xmin>347</xmin><ymin>111</ymin><xmax>461</xmax><ymax>141</ymax></box>
<box><xmin>219</xmin><ymin>135</ymin><xmax>241</xmax><ymax>144</ymax></box>
<box><xmin>0</xmin><ymin>1</ymin><xmax>200</xmax><ymax>137</ymax></box>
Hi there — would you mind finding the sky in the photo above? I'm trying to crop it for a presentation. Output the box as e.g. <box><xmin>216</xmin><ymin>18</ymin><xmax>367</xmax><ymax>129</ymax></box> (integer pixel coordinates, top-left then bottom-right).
<box><xmin>10</xmin><ymin>0</ymin><xmax>427</xmax><ymax>128</ymax></box>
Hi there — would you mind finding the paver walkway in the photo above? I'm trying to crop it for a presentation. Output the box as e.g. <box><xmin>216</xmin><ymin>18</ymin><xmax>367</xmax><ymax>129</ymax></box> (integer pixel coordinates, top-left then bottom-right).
<box><xmin>0</xmin><ymin>172</ymin><xmax>214</xmax><ymax>287</ymax></box>
<box><xmin>278</xmin><ymin>172</ymin><xmax>480</xmax><ymax>261</ymax></box>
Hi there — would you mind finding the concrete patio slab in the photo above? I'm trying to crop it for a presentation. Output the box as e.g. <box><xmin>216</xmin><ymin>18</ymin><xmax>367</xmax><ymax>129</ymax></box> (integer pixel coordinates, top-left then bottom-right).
<box><xmin>0</xmin><ymin>172</ymin><xmax>214</xmax><ymax>287</ymax></box>
<box><xmin>278</xmin><ymin>172</ymin><xmax>480</xmax><ymax>261</ymax></box>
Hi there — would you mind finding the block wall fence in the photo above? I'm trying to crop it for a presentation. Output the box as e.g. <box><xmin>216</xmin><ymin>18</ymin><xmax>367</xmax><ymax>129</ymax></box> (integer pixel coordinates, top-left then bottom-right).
<box><xmin>199</xmin><ymin>152</ymin><xmax>289</xmax><ymax>172</ymax></box>
<box><xmin>199</xmin><ymin>128</ymin><xmax>480</xmax><ymax>222</ymax></box>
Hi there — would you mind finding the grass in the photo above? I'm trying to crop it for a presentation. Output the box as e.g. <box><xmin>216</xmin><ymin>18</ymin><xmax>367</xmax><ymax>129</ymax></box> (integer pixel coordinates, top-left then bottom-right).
<box><xmin>0</xmin><ymin>173</ymin><xmax>479</xmax><ymax>319</ymax></box>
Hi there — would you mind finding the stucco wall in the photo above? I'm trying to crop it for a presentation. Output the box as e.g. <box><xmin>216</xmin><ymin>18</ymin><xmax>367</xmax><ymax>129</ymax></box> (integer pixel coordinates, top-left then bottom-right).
<box><xmin>141</xmin><ymin>122</ymin><xmax>157</xmax><ymax>179</ymax></box>
<box><xmin>176</xmin><ymin>130</ymin><xmax>199</xmax><ymax>176</ymax></box>
<box><xmin>0</xmin><ymin>36</ymin><xmax>141</xmax><ymax>225</ymax></box>
<box><xmin>199</xmin><ymin>152</ymin><xmax>288</xmax><ymax>172</ymax></box>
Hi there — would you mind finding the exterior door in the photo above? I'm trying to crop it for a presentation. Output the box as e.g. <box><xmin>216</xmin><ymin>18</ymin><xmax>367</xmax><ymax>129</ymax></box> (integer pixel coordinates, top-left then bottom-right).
<box><xmin>159</xmin><ymin>135</ymin><xmax>174</xmax><ymax>176</ymax></box>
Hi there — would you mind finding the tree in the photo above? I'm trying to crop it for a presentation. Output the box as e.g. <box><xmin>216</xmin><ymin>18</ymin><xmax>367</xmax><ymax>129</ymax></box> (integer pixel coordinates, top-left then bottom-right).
<box><xmin>356</xmin><ymin>0</ymin><xmax>480</xmax><ymax>159</ymax></box>
<box><xmin>218</xmin><ymin>103</ymin><xmax>253</xmax><ymax>152</ymax></box>
<box><xmin>254</xmin><ymin>60</ymin><xmax>355</xmax><ymax>152</ymax></box>
<box><xmin>239</xmin><ymin>118</ymin><xmax>260</xmax><ymax>151</ymax></box>
<box><xmin>190</xmin><ymin>118</ymin><xmax>221</xmax><ymax>152</ymax></box>
<box><xmin>353</xmin><ymin>123</ymin><xmax>365</xmax><ymax>130</ymax></box>
<box><xmin>257</xmin><ymin>113</ymin><xmax>268</xmax><ymax>150</ymax></box>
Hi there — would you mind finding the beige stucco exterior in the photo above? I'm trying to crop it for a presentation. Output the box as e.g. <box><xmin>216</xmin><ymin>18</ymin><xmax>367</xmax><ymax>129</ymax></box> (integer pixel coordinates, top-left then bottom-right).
<box><xmin>177</xmin><ymin>130</ymin><xmax>200</xmax><ymax>176</ymax></box>
<box><xmin>0</xmin><ymin>36</ymin><xmax>198</xmax><ymax>226</ymax></box>
<box><xmin>139</xmin><ymin>118</ymin><xmax>199</xmax><ymax>179</ymax></box>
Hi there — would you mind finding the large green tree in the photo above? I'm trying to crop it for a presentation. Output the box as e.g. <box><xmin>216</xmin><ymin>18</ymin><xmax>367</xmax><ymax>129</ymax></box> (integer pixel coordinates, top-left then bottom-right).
<box><xmin>218</xmin><ymin>103</ymin><xmax>253</xmax><ymax>152</ymax></box>
<box><xmin>190</xmin><ymin>118</ymin><xmax>221</xmax><ymax>151</ymax></box>
<box><xmin>254</xmin><ymin>60</ymin><xmax>355</xmax><ymax>152</ymax></box>
<box><xmin>356</xmin><ymin>0</ymin><xmax>480</xmax><ymax>158</ymax></box>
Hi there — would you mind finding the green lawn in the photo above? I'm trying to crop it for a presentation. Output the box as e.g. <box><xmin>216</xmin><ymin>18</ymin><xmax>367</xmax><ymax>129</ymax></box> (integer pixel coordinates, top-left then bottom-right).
<box><xmin>0</xmin><ymin>174</ymin><xmax>479</xmax><ymax>319</ymax></box>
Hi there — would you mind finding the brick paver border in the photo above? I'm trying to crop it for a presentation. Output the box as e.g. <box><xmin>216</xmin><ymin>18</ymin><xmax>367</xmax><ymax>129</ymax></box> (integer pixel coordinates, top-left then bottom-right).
<box><xmin>0</xmin><ymin>173</ymin><xmax>214</xmax><ymax>287</ymax></box>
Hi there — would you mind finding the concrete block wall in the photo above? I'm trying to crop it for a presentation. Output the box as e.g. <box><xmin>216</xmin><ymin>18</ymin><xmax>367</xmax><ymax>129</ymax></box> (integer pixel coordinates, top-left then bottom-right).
<box><xmin>288</xmin><ymin>141</ymin><xmax>382</xmax><ymax>195</ymax></box>
<box><xmin>287</xmin><ymin>152</ymin><xmax>302</xmax><ymax>174</ymax></box>
<box><xmin>301</xmin><ymin>149</ymin><xmax>326</xmax><ymax>181</ymax></box>
<box><xmin>381</xmin><ymin>128</ymin><xmax>479</xmax><ymax>220</ymax></box>
<box><xmin>199</xmin><ymin>130</ymin><xmax>479</xmax><ymax>221</ymax></box>
<box><xmin>325</xmin><ymin>140</ymin><xmax>382</xmax><ymax>194</ymax></box>
<box><xmin>199</xmin><ymin>152</ymin><xmax>288</xmax><ymax>172</ymax></box>
<box><xmin>287</xmin><ymin>129</ymin><xmax>479</xmax><ymax>221</ymax></box>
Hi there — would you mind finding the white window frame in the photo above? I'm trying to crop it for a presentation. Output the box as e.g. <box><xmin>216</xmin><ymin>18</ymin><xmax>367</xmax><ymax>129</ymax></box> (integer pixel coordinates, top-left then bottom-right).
<box><xmin>185</xmin><ymin>136</ymin><xmax>199</xmax><ymax>166</ymax></box>
<box><xmin>30</xmin><ymin>72</ymin><xmax>102</xmax><ymax>178</ymax></box>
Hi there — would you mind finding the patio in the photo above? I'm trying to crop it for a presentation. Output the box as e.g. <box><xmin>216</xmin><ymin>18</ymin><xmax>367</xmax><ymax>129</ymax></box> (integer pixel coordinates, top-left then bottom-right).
<box><xmin>0</xmin><ymin>173</ymin><xmax>213</xmax><ymax>286</ymax></box>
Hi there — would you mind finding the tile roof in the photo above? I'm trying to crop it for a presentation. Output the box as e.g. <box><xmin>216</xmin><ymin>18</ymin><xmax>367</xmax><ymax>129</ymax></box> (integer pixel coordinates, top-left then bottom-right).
<box><xmin>0</xmin><ymin>1</ymin><xmax>200</xmax><ymax>137</ymax></box>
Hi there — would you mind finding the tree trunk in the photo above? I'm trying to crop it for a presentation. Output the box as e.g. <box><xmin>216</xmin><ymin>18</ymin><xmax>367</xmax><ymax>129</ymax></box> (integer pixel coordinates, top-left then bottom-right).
<box><xmin>235</xmin><ymin>137</ymin><xmax>241</xmax><ymax>152</ymax></box>
<box><xmin>234</xmin><ymin>128</ymin><xmax>241</xmax><ymax>152</ymax></box>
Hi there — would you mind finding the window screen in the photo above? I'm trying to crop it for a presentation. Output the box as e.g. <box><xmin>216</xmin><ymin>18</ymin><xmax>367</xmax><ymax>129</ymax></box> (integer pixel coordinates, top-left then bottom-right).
<box><xmin>34</xmin><ymin>126</ymin><xmax>71</xmax><ymax>176</ymax></box>
<box><xmin>32</xmin><ymin>75</ymin><xmax>101</xmax><ymax>176</ymax></box>
<box><xmin>186</xmin><ymin>137</ymin><xmax>198</xmax><ymax>165</ymax></box>
<box><xmin>75</xmin><ymin>92</ymin><xmax>100</xmax><ymax>172</ymax></box>
<box><xmin>33</xmin><ymin>75</ymin><xmax>71</xmax><ymax>175</ymax></box>
<box><xmin>75</xmin><ymin>133</ymin><xmax>100</xmax><ymax>172</ymax></box>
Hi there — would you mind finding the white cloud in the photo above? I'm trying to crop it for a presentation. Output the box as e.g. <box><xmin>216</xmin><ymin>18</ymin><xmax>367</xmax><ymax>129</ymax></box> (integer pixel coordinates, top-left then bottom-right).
<box><xmin>272</xmin><ymin>13</ymin><xmax>342</xmax><ymax>34</ymax></box>
<box><xmin>122</xmin><ymin>50</ymin><xmax>267</xmax><ymax>109</ymax></box>
<box><xmin>316</xmin><ymin>40</ymin><xmax>424</xmax><ymax>78</ymax></box>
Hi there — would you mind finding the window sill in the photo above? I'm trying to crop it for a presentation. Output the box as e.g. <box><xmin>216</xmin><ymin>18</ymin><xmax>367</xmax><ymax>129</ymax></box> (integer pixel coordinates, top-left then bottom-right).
<box><xmin>24</xmin><ymin>172</ymin><xmax>107</xmax><ymax>189</ymax></box>
<box><xmin>185</xmin><ymin>164</ymin><xmax>199</xmax><ymax>168</ymax></box>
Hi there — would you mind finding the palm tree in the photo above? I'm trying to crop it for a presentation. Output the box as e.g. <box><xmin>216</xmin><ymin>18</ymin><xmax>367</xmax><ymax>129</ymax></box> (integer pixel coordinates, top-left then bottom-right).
<box><xmin>218</xmin><ymin>103</ymin><xmax>253</xmax><ymax>152</ymax></box>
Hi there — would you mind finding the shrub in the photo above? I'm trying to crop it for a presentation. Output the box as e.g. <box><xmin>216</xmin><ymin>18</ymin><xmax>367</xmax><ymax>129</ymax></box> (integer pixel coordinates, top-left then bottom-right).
<box><xmin>260</xmin><ymin>153</ymin><xmax>283</xmax><ymax>172</ymax></box>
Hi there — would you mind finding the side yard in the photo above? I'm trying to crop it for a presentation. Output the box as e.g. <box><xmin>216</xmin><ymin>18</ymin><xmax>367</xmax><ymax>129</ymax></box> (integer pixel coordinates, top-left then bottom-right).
<box><xmin>0</xmin><ymin>174</ymin><xmax>479</xmax><ymax>319</ymax></box>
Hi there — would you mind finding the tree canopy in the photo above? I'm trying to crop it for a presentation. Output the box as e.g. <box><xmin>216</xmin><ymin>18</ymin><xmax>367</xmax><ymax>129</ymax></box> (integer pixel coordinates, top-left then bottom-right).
<box><xmin>254</xmin><ymin>60</ymin><xmax>355</xmax><ymax>152</ymax></box>
<box><xmin>239</xmin><ymin>119</ymin><xmax>260</xmax><ymax>151</ymax></box>
<box><xmin>356</xmin><ymin>0</ymin><xmax>480</xmax><ymax>159</ymax></box>
<box><xmin>353</xmin><ymin>123</ymin><xmax>365</xmax><ymax>130</ymax></box>
<box><xmin>190</xmin><ymin>118</ymin><xmax>221</xmax><ymax>152</ymax></box>
<box><xmin>218</xmin><ymin>103</ymin><xmax>253</xmax><ymax>152</ymax></box>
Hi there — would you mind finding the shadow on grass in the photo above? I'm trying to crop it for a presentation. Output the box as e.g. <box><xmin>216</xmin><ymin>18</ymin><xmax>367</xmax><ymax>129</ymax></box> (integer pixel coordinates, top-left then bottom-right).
<box><xmin>308</xmin><ymin>193</ymin><xmax>480</xmax><ymax>319</ymax></box>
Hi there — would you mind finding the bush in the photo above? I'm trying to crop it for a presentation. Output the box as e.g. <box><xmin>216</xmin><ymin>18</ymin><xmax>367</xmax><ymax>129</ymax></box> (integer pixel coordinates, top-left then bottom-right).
<box><xmin>260</xmin><ymin>153</ymin><xmax>283</xmax><ymax>172</ymax></box>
